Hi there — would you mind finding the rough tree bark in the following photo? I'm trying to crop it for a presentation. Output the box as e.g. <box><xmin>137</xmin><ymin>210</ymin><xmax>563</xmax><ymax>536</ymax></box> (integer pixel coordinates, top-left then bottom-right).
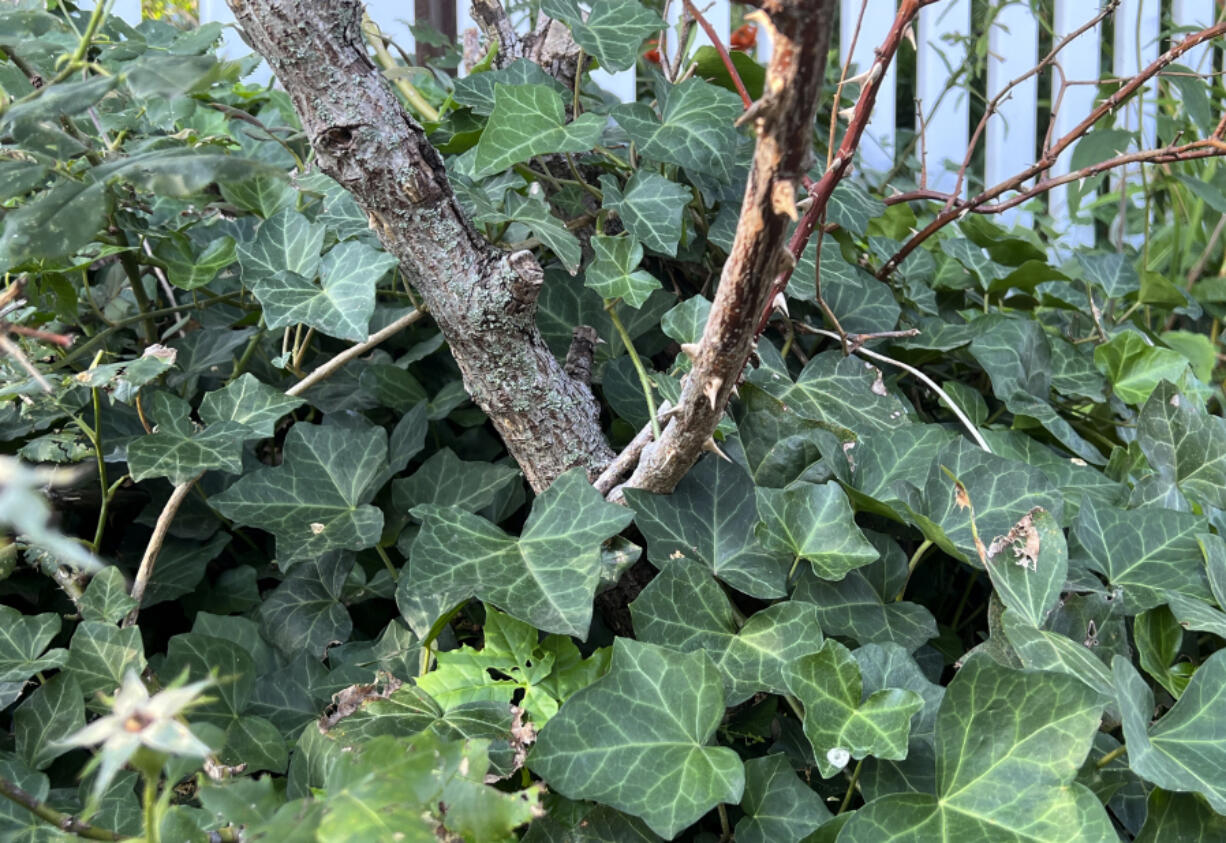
<box><xmin>226</xmin><ymin>0</ymin><xmax>612</xmax><ymax>492</ymax></box>
<box><xmin>469</xmin><ymin>0</ymin><xmax>582</xmax><ymax>87</ymax></box>
<box><xmin>617</xmin><ymin>0</ymin><xmax>836</xmax><ymax>496</ymax></box>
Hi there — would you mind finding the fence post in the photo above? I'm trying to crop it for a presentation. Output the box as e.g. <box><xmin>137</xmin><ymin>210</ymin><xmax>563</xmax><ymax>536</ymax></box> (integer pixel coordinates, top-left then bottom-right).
<box><xmin>841</xmin><ymin>0</ymin><xmax>897</xmax><ymax>175</ymax></box>
<box><xmin>1049</xmin><ymin>0</ymin><xmax>1103</xmax><ymax>250</ymax></box>
<box><xmin>985</xmin><ymin>1</ymin><xmax>1039</xmax><ymax>227</ymax></box>
<box><xmin>915</xmin><ymin>0</ymin><xmax>970</xmax><ymax>195</ymax></box>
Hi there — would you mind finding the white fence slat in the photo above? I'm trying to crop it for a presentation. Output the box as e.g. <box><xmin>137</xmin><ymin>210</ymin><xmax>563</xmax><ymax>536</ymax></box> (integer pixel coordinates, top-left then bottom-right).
<box><xmin>1114</xmin><ymin>0</ymin><xmax>1160</xmax><ymax>149</ymax></box>
<box><xmin>1048</xmin><ymin>0</ymin><xmax>1102</xmax><ymax>249</ymax></box>
<box><xmin>666</xmin><ymin>0</ymin><xmax>731</xmax><ymax>54</ymax></box>
<box><xmin>1172</xmin><ymin>0</ymin><xmax>1217</xmax><ymax>74</ymax></box>
<box><xmin>841</xmin><ymin>0</ymin><xmax>897</xmax><ymax>174</ymax></box>
<box><xmin>985</xmin><ymin>2</ymin><xmax>1039</xmax><ymax>227</ymax></box>
<box><xmin>916</xmin><ymin>0</ymin><xmax>970</xmax><ymax>195</ymax></box>
<box><xmin>110</xmin><ymin>0</ymin><xmax>142</xmax><ymax>25</ymax></box>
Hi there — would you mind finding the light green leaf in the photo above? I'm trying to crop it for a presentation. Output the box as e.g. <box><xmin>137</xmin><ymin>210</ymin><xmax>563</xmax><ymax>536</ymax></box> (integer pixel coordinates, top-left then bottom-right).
<box><xmin>792</xmin><ymin>566</ymin><xmax>937</xmax><ymax>653</ymax></box>
<box><xmin>1115</xmin><ymin>650</ymin><xmax>1226</xmax><ymax>813</ymax></box>
<box><xmin>80</xmin><ymin>567</ymin><xmax>138</xmax><ymax>625</ymax></box>
<box><xmin>1070</xmin><ymin>495</ymin><xmax>1211</xmax><ymax>611</ymax></box>
<box><xmin>613</xmin><ymin>78</ymin><xmax>743</xmax><ymax>183</ymax></box>
<box><xmin>599</xmin><ymin>170</ymin><xmax>691</xmax><ymax>256</ymax></box>
<box><xmin>0</xmin><ymin>605</ymin><xmax>68</xmax><ymax>684</ymax></box>
<box><xmin>749</xmin><ymin>350</ymin><xmax>910</xmax><ymax>435</ymax></box>
<box><xmin>156</xmin><ymin>232</ymin><xmax>237</xmax><ymax>290</ymax></box>
<box><xmin>391</xmin><ymin>448</ymin><xmax>520</xmax><ymax>518</ymax></box>
<box><xmin>64</xmin><ymin>622</ymin><xmax>145</xmax><ymax>701</ymax></box>
<box><xmin>259</xmin><ymin>553</ymin><xmax>353</xmax><ymax>660</ymax></box>
<box><xmin>0</xmin><ymin>179</ymin><xmax>109</xmax><ymax>268</ymax></box>
<box><xmin>625</xmin><ymin>456</ymin><xmax>791</xmax><ymax>598</ymax></box>
<box><xmin>400</xmin><ymin>469</ymin><xmax>632</xmax><ymax>638</ymax></box>
<box><xmin>755</xmin><ymin>481</ymin><xmax>879</xmax><ymax>580</ymax></box>
<box><xmin>473</xmin><ymin>84</ymin><xmax>606</xmax><ymax>178</ymax></box>
<box><xmin>236</xmin><ymin>208</ymin><xmax>326</xmax><ymax>283</ymax></box>
<box><xmin>126</xmin><ymin>391</ymin><xmax>247</xmax><ymax>484</ymax></box>
<box><xmin>198</xmin><ymin>373</ymin><xmax>304</xmax><ymax>439</ymax></box>
<box><xmin>839</xmin><ymin>656</ymin><xmax>1112</xmax><ymax>842</ymax></box>
<box><xmin>981</xmin><ymin>507</ymin><xmax>1066</xmax><ymax>628</ymax></box>
<box><xmin>14</xmin><ymin>673</ymin><xmax>83</xmax><ymax>770</ymax></box>
<box><xmin>503</xmin><ymin>191</ymin><xmax>582</xmax><ymax>273</ymax></box>
<box><xmin>254</xmin><ymin>240</ymin><xmax>397</xmax><ymax>341</ymax></box>
<box><xmin>219</xmin><ymin>172</ymin><xmax>295</xmax><ymax>218</ymax></box>
<box><xmin>212</xmin><ymin>423</ymin><xmax>387</xmax><ymax>568</ymax></box>
<box><xmin>629</xmin><ymin>561</ymin><xmax>824</xmax><ymax>705</ymax></box>
<box><xmin>583</xmin><ymin>234</ymin><xmax>660</xmax><ymax>308</ymax></box>
<box><xmin>784</xmin><ymin>639</ymin><xmax>923</xmax><ymax>778</ymax></box>
<box><xmin>660</xmin><ymin>295</ymin><xmax>711</xmax><ymax>345</ymax></box>
<box><xmin>530</xmin><ymin>638</ymin><xmax>745</xmax><ymax>839</ymax></box>
<box><xmin>1094</xmin><ymin>331</ymin><xmax>1190</xmax><ymax>405</ymax></box>
<box><xmin>827</xmin><ymin>181</ymin><xmax>885</xmax><ymax>239</ymax></box>
<box><xmin>542</xmin><ymin>0</ymin><xmax>663</xmax><ymax>72</ymax></box>
<box><xmin>735</xmin><ymin>754</ymin><xmax>832</xmax><ymax>843</ymax></box>
<box><xmin>1137</xmin><ymin>381</ymin><xmax>1226</xmax><ymax>510</ymax></box>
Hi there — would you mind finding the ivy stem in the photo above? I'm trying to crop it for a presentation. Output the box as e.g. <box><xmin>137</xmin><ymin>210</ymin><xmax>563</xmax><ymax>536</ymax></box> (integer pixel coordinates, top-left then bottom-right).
<box><xmin>895</xmin><ymin>539</ymin><xmax>933</xmax><ymax>602</ymax></box>
<box><xmin>838</xmin><ymin>759</ymin><xmax>864</xmax><ymax>814</ymax></box>
<box><xmin>606</xmin><ymin>301</ymin><xmax>660</xmax><ymax>439</ymax></box>
<box><xmin>0</xmin><ymin>773</ymin><xmax>121</xmax><ymax>841</ymax></box>
<box><xmin>116</xmin><ymin>234</ymin><xmax>159</xmax><ymax>346</ymax></box>
<box><xmin>717</xmin><ymin>803</ymin><xmax>732</xmax><ymax>841</ymax></box>
<box><xmin>374</xmin><ymin>545</ymin><xmax>397</xmax><ymax>578</ymax></box>
<box><xmin>1096</xmin><ymin>744</ymin><xmax>1128</xmax><ymax>768</ymax></box>
<box><xmin>91</xmin><ymin>474</ymin><xmax>128</xmax><ymax>553</ymax></box>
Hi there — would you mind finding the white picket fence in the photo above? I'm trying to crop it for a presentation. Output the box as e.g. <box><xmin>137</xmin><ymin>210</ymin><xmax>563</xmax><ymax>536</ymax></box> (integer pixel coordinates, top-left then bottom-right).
<box><xmin>108</xmin><ymin>1</ymin><xmax>1220</xmax><ymax>241</ymax></box>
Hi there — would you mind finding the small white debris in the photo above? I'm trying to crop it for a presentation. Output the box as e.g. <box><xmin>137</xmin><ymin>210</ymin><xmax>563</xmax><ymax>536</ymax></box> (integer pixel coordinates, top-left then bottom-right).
<box><xmin>310</xmin><ymin>522</ymin><xmax>326</xmax><ymax>535</ymax></box>
<box><xmin>827</xmin><ymin>747</ymin><xmax>851</xmax><ymax>769</ymax></box>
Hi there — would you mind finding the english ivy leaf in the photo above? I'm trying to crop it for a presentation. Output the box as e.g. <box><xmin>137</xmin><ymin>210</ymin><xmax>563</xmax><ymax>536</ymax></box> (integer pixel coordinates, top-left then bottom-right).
<box><xmin>14</xmin><ymin>673</ymin><xmax>84</xmax><ymax>770</ymax></box>
<box><xmin>749</xmin><ymin>350</ymin><xmax>910</xmax><ymax>436</ymax></box>
<box><xmin>968</xmin><ymin>313</ymin><xmax>1051</xmax><ymax>399</ymax></box>
<box><xmin>452</xmin><ymin>59</ymin><xmax>567</xmax><ymax>116</ymax></box>
<box><xmin>80</xmin><ymin>567</ymin><xmax>138</xmax><ymax>625</ymax></box>
<box><xmin>755</xmin><ymin>482</ymin><xmax>879</xmax><ymax>580</ymax></box>
<box><xmin>156</xmin><ymin>232</ymin><xmax>237</xmax><ymax>290</ymax></box>
<box><xmin>126</xmin><ymin>391</ymin><xmax>247</xmax><ymax>484</ymax></box>
<box><xmin>599</xmin><ymin>171</ymin><xmax>690</xmax><ymax>257</ymax></box>
<box><xmin>845</xmin><ymin>425</ymin><xmax>958</xmax><ymax>520</ymax></box>
<box><xmin>583</xmin><ymin>234</ymin><xmax>660</xmax><ymax>308</ymax></box>
<box><xmin>784</xmin><ymin>640</ymin><xmax>923</xmax><ymax>778</ymax></box>
<box><xmin>198</xmin><ymin>374</ymin><xmax>303</xmax><ymax>439</ymax></box>
<box><xmin>1078</xmin><ymin>252</ymin><xmax>1140</xmax><ymax>299</ymax></box>
<box><xmin>624</xmin><ymin>456</ymin><xmax>791</xmax><ymax>598</ymax></box>
<box><xmin>1070</xmin><ymin>495</ymin><xmax>1211</xmax><ymax>611</ymax></box>
<box><xmin>0</xmin><ymin>179</ymin><xmax>109</xmax><ymax>268</ymax></box>
<box><xmin>0</xmin><ymin>606</ymin><xmax>68</xmax><ymax>683</ymax></box>
<box><xmin>981</xmin><ymin>507</ymin><xmax>1066</xmax><ymax>628</ymax></box>
<box><xmin>731</xmin><ymin>382</ymin><xmax>836</xmax><ymax>488</ymax></box>
<box><xmin>473</xmin><ymin>84</ymin><xmax>606</xmax><ymax>178</ymax></box>
<box><xmin>254</xmin><ymin>241</ymin><xmax>397</xmax><ymax>341</ymax></box>
<box><xmin>1137</xmin><ymin>381</ymin><xmax>1226</xmax><ymax>510</ymax></box>
<box><xmin>259</xmin><ymin>553</ymin><xmax>354</xmax><ymax>660</ymax></box>
<box><xmin>1135</xmin><ymin>788</ymin><xmax>1226</xmax><ymax>841</ymax></box>
<box><xmin>386</xmin><ymin>403</ymin><xmax>429</xmax><ymax>477</ymax></box>
<box><xmin>1001</xmin><ymin>612</ymin><xmax>1116</xmax><ymax>699</ymax></box>
<box><xmin>735</xmin><ymin>754</ymin><xmax>832</xmax><ymax>843</ymax></box>
<box><xmin>530</xmin><ymin>638</ymin><xmax>744</xmax><ymax>839</ymax></box>
<box><xmin>542</xmin><ymin>0</ymin><xmax>664</xmax><ymax>72</ymax></box>
<box><xmin>1115</xmin><ymin>650</ymin><xmax>1226</xmax><ymax>813</ymax></box>
<box><xmin>827</xmin><ymin>181</ymin><xmax>885</xmax><ymax>239</ymax></box>
<box><xmin>503</xmin><ymin>191</ymin><xmax>582</xmax><ymax>274</ymax></box>
<box><xmin>792</xmin><ymin>566</ymin><xmax>937</xmax><ymax>653</ymax></box>
<box><xmin>212</xmin><ymin>423</ymin><xmax>388</xmax><ymax>568</ymax></box>
<box><xmin>613</xmin><ymin>78</ymin><xmax>742</xmax><ymax>183</ymax></box>
<box><xmin>522</xmin><ymin>799</ymin><xmax>661</xmax><ymax>842</ymax></box>
<box><xmin>219</xmin><ymin>172</ymin><xmax>296</xmax><ymax>219</ymax></box>
<box><xmin>141</xmin><ymin>533</ymin><xmax>230</xmax><ymax>608</ymax></box>
<box><xmin>1094</xmin><ymin>331</ymin><xmax>1191</xmax><ymax>405</ymax></box>
<box><xmin>400</xmin><ymin>469</ymin><xmax>632</xmax><ymax>638</ymax></box>
<box><xmin>839</xmin><ymin>655</ymin><xmax>1113</xmax><ymax>842</ymax></box>
<box><xmin>629</xmin><ymin>561</ymin><xmax>824</xmax><ymax>705</ymax></box>
<box><xmin>236</xmin><ymin>208</ymin><xmax>326</xmax><ymax>283</ymax></box>
<box><xmin>391</xmin><ymin>448</ymin><xmax>520</xmax><ymax>518</ymax></box>
<box><xmin>64</xmin><ymin>621</ymin><xmax>146</xmax><ymax>701</ymax></box>
<box><xmin>359</xmin><ymin>364</ymin><xmax>428</xmax><ymax>413</ymax></box>
<box><xmin>660</xmin><ymin>295</ymin><xmax>710</xmax><ymax>345</ymax></box>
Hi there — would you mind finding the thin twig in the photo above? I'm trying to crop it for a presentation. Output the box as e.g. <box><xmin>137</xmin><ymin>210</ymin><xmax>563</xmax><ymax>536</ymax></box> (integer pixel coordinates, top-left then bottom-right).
<box><xmin>0</xmin><ymin>774</ymin><xmax>122</xmax><ymax>841</ymax></box>
<box><xmin>287</xmin><ymin>307</ymin><xmax>424</xmax><ymax>397</ymax></box>
<box><xmin>683</xmin><ymin>0</ymin><xmax>750</xmax><ymax>108</ymax></box>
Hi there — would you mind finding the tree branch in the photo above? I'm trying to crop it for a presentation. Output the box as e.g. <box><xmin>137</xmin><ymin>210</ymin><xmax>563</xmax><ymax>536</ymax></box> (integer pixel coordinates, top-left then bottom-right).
<box><xmin>226</xmin><ymin>0</ymin><xmax>611</xmax><ymax>491</ymax></box>
<box><xmin>0</xmin><ymin>774</ymin><xmax>122</xmax><ymax>841</ymax></box>
<box><xmin>618</xmin><ymin>0</ymin><xmax>836</xmax><ymax>495</ymax></box>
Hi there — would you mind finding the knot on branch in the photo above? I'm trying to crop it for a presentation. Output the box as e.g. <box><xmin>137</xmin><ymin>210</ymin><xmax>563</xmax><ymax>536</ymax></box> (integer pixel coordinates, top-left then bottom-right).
<box><xmin>505</xmin><ymin>249</ymin><xmax>544</xmax><ymax>316</ymax></box>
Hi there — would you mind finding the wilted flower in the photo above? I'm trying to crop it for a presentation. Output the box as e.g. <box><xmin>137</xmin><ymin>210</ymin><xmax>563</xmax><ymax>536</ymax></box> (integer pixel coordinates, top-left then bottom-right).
<box><xmin>61</xmin><ymin>670</ymin><xmax>213</xmax><ymax>798</ymax></box>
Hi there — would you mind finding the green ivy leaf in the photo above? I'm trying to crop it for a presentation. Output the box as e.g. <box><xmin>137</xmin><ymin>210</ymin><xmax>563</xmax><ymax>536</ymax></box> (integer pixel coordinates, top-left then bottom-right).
<box><xmin>1078</xmin><ymin>252</ymin><xmax>1141</xmax><ymax>299</ymax></box>
<box><xmin>64</xmin><ymin>621</ymin><xmax>146</xmax><ymax>701</ymax></box>
<box><xmin>981</xmin><ymin>507</ymin><xmax>1066</xmax><ymax>628</ymax></box>
<box><xmin>826</xmin><ymin>182</ymin><xmax>885</xmax><ymax>239</ymax></box>
<box><xmin>473</xmin><ymin>84</ymin><xmax>606</xmax><ymax>178</ymax></box>
<box><xmin>1115</xmin><ymin>650</ymin><xmax>1226</xmax><ymax>813</ymax></box>
<box><xmin>219</xmin><ymin>172</ymin><xmax>296</xmax><ymax>219</ymax></box>
<box><xmin>1094</xmin><ymin>331</ymin><xmax>1191</xmax><ymax>405</ymax></box>
<box><xmin>14</xmin><ymin>673</ymin><xmax>84</xmax><ymax>770</ymax></box>
<box><xmin>452</xmin><ymin>59</ymin><xmax>567</xmax><ymax>116</ymax></box>
<box><xmin>156</xmin><ymin>232</ymin><xmax>237</xmax><ymax>290</ymax></box>
<box><xmin>735</xmin><ymin>754</ymin><xmax>832</xmax><ymax>843</ymax></box>
<box><xmin>630</xmin><ymin>561</ymin><xmax>824</xmax><ymax>705</ymax></box>
<box><xmin>1070</xmin><ymin>495</ymin><xmax>1211</xmax><ymax>611</ymax></box>
<box><xmin>792</xmin><ymin>566</ymin><xmax>937</xmax><ymax>653</ymax></box>
<box><xmin>0</xmin><ymin>179</ymin><xmax>108</xmax><ymax>268</ymax></box>
<box><xmin>755</xmin><ymin>482</ymin><xmax>879</xmax><ymax>580</ymax></box>
<box><xmin>625</xmin><ymin>456</ymin><xmax>791</xmax><ymax>598</ymax></box>
<box><xmin>613</xmin><ymin>78</ymin><xmax>742</xmax><ymax>183</ymax></box>
<box><xmin>600</xmin><ymin>171</ymin><xmax>690</xmax><ymax>256</ymax></box>
<box><xmin>80</xmin><ymin>567</ymin><xmax>138</xmax><ymax>625</ymax></box>
<box><xmin>126</xmin><ymin>391</ymin><xmax>247</xmax><ymax>484</ymax></box>
<box><xmin>503</xmin><ymin>191</ymin><xmax>582</xmax><ymax>274</ymax></box>
<box><xmin>392</xmin><ymin>448</ymin><xmax>520</xmax><ymax>518</ymax></box>
<box><xmin>212</xmin><ymin>423</ymin><xmax>387</xmax><ymax>568</ymax></box>
<box><xmin>839</xmin><ymin>655</ymin><xmax>1112</xmax><ymax>842</ymax></box>
<box><xmin>1137</xmin><ymin>381</ymin><xmax>1226</xmax><ymax>510</ymax></box>
<box><xmin>258</xmin><ymin>553</ymin><xmax>354</xmax><ymax>660</ymax></box>
<box><xmin>0</xmin><ymin>605</ymin><xmax>68</xmax><ymax>684</ymax></box>
<box><xmin>530</xmin><ymin>638</ymin><xmax>744</xmax><ymax>838</ymax></box>
<box><xmin>1135</xmin><ymin>788</ymin><xmax>1226</xmax><ymax>841</ymax></box>
<box><xmin>784</xmin><ymin>639</ymin><xmax>923</xmax><ymax>778</ymax></box>
<box><xmin>583</xmin><ymin>234</ymin><xmax>660</xmax><ymax>308</ymax></box>
<box><xmin>749</xmin><ymin>350</ymin><xmax>910</xmax><ymax>435</ymax></box>
<box><xmin>236</xmin><ymin>208</ymin><xmax>326</xmax><ymax>283</ymax></box>
<box><xmin>1001</xmin><ymin>612</ymin><xmax>1115</xmax><ymax>699</ymax></box>
<box><xmin>730</xmin><ymin>382</ymin><xmax>835</xmax><ymax>488</ymax></box>
<box><xmin>542</xmin><ymin>0</ymin><xmax>663</xmax><ymax>72</ymax></box>
<box><xmin>400</xmin><ymin>469</ymin><xmax>632</xmax><ymax>638</ymax></box>
<box><xmin>199</xmin><ymin>373</ymin><xmax>305</xmax><ymax>439</ymax></box>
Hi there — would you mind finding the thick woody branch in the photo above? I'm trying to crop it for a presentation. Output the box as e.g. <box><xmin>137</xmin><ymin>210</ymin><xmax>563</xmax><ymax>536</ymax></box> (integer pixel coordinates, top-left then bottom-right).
<box><xmin>877</xmin><ymin>18</ymin><xmax>1226</xmax><ymax>280</ymax></box>
<box><xmin>226</xmin><ymin>0</ymin><xmax>611</xmax><ymax>492</ymax></box>
<box><xmin>619</xmin><ymin>0</ymin><xmax>836</xmax><ymax>495</ymax></box>
<box><xmin>469</xmin><ymin>0</ymin><xmax>582</xmax><ymax>88</ymax></box>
